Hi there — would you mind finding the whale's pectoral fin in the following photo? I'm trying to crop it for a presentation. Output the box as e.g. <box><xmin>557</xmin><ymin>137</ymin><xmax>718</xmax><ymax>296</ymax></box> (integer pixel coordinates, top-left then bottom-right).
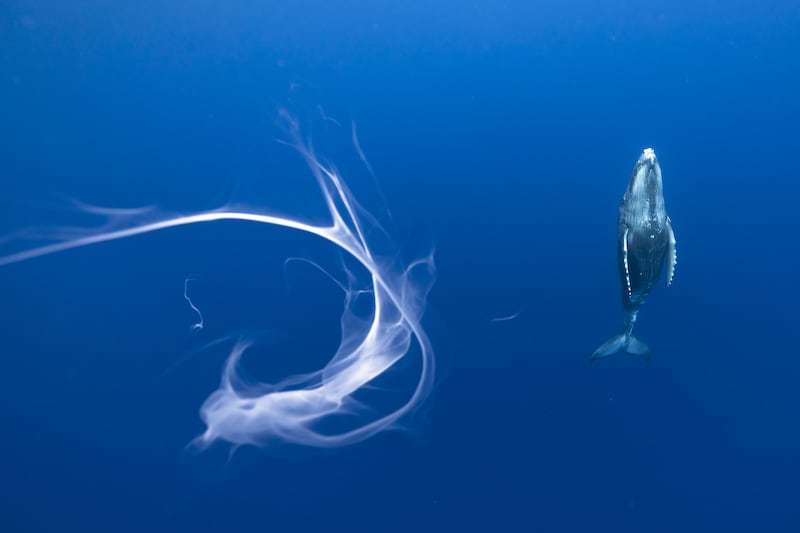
<box><xmin>665</xmin><ymin>216</ymin><xmax>677</xmax><ymax>287</ymax></box>
<box><xmin>622</xmin><ymin>226</ymin><xmax>632</xmax><ymax>296</ymax></box>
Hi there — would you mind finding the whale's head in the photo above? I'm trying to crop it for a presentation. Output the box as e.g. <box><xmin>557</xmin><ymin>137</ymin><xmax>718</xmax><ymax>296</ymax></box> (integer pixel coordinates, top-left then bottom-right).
<box><xmin>623</xmin><ymin>148</ymin><xmax>666</xmax><ymax>226</ymax></box>
<box><xmin>630</xmin><ymin>147</ymin><xmax>660</xmax><ymax>188</ymax></box>
<box><xmin>627</xmin><ymin>147</ymin><xmax>663</xmax><ymax>203</ymax></box>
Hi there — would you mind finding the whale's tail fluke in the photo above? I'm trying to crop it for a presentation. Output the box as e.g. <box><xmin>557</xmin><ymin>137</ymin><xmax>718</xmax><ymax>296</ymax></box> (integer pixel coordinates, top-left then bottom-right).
<box><xmin>591</xmin><ymin>333</ymin><xmax>650</xmax><ymax>362</ymax></box>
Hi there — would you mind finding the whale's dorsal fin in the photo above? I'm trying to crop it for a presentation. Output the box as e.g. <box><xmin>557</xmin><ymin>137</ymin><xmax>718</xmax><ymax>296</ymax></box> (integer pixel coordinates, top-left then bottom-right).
<box><xmin>665</xmin><ymin>216</ymin><xmax>677</xmax><ymax>287</ymax></box>
<box><xmin>622</xmin><ymin>226</ymin><xmax>632</xmax><ymax>296</ymax></box>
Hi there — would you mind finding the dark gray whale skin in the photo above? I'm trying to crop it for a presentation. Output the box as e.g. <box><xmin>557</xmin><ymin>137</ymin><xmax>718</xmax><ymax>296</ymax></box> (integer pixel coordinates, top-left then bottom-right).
<box><xmin>592</xmin><ymin>148</ymin><xmax>677</xmax><ymax>362</ymax></box>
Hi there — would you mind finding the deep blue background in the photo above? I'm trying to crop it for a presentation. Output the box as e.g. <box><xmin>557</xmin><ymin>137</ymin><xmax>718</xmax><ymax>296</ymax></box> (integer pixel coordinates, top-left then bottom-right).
<box><xmin>2</xmin><ymin>1</ymin><xmax>799</xmax><ymax>531</ymax></box>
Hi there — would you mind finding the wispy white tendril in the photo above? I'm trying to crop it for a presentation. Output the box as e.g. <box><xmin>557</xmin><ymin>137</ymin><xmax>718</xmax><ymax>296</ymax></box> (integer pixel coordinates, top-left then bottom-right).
<box><xmin>0</xmin><ymin>111</ymin><xmax>435</xmax><ymax>449</ymax></box>
<box><xmin>184</xmin><ymin>277</ymin><xmax>204</xmax><ymax>331</ymax></box>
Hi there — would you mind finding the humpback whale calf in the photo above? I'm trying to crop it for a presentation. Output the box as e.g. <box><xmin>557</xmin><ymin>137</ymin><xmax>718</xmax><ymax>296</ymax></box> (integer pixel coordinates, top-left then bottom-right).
<box><xmin>592</xmin><ymin>148</ymin><xmax>677</xmax><ymax>362</ymax></box>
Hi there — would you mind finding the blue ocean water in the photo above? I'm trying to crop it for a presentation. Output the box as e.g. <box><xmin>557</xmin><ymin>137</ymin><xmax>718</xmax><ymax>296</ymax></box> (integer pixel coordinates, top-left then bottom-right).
<box><xmin>1</xmin><ymin>1</ymin><xmax>799</xmax><ymax>531</ymax></box>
